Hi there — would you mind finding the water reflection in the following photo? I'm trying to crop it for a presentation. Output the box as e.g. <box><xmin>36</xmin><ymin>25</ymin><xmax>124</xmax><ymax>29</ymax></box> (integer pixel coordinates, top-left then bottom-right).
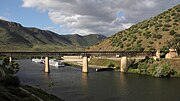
<box><xmin>81</xmin><ymin>73</ymin><xmax>88</xmax><ymax>95</ymax></box>
<box><xmin>44</xmin><ymin>73</ymin><xmax>50</xmax><ymax>80</ymax></box>
<box><xmin>120</xmin><ymin>73</ymin><xmax>126</xmax><ymax>87</ymax></box>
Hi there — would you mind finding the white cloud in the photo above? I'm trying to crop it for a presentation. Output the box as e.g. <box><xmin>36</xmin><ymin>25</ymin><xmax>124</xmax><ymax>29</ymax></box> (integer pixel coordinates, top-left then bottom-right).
<box><xmin>22</xmin><ymin>0</ymin><xmax>180</xmax><ymax>36</ymax></box>
<box><xmin>0</xmin><ymin>16</ymin><xmax>9</xmax><ymax>21</ymax></box>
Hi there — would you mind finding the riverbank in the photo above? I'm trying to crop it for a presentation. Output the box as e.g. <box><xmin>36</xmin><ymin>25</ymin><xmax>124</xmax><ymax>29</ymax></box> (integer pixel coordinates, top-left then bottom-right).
<box><xmin>0</xmin><ymin>75</ymin><xmax>64</xmax><ymax>101</ymax></box>
<box><xmin>65</xmin><ymin>62</ymin><xmax>107</xmax><ymax>69</ymax></box>
<box><xmin>0</xmin><ymin>63</ymin><xmax>64</xmax><ymax>101</ymax></box>
<box><xmin>86</xmin><ymin>57</ymin><xmax>180</xmax><ymax>77</ymax></box>
<box><xmin>128</xmin><ymin>58</ymin><xmax>180</xmax><ymax>77</ymax></box>
<box><xmin>65</xmin><ymin>58</ymin><xmax>120</xmax><ymax>69</ymax></box>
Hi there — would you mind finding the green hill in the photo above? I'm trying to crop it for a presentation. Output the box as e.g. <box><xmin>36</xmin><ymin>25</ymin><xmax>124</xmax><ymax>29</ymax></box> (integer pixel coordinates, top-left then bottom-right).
<box><xmin>62</xmin><ymin>34</ymin><xmax>106</xmax><ymax>47</ymax></box>
<box><xmin>0</xmin><ymin>20</ymin><xmax>106</xmax><ymax>52</ymax></box>
<box><xmin>89</xmin><ymin>4</ymin><xmax>180</xmax><ymax>52</ymax></box>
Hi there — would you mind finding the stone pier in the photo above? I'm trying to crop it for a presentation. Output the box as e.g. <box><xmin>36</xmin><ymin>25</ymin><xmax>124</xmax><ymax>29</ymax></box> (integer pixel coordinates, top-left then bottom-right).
<box><xmin>45</xmin><ymin>57</ymin><xmax>50</xmax><ymax>73</ymax></box>
<box><xmin>82</xmin><ymin>57</ymin><xmax>88</xmax><ymax>73</ymax></box>
<box><xmin>9</xmin><ymin>57</ymin><xmax>12</xmax><ymax>63</ymax></box>
<box><xmin>120</xmin><ymin>57</ymin><xmax>128</xmax><ymax>72</ymax></box>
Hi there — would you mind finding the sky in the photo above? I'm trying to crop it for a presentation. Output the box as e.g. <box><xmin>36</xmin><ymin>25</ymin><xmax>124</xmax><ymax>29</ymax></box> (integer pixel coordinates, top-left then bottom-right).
<box><xmin>0</xmin><ymin>0</ymin><xmax>179</xmax><ymax>36</ymax></box>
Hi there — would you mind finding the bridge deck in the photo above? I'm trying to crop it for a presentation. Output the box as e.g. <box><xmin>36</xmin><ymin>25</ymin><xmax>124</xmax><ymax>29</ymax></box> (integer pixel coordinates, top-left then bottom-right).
<box><xmin>0</xmin><ymin>51</ymin><xmax>155</xmax><ymax>57</ymax></box>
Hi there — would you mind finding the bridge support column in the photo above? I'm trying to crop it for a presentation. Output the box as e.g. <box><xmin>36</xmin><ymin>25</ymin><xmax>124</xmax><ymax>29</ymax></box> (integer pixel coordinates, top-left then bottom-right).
<box><xmin>45</xmin><ymin>57</ymin><xmax>50</xmax><ymax>73</ymax></box>
<box><xmin>9</xmin><ymin>57</ymin><xmax>12</xmax><ymax>63</ymax></box>
<box><xmin>120</xmin><ymin>57</ymin><xmax>128</xmax><ymax>72</ymax></box>
<box><xmin>82</xmin><ymin>57</ymin><xmax>88</xmax><ymax>73</ymax></box>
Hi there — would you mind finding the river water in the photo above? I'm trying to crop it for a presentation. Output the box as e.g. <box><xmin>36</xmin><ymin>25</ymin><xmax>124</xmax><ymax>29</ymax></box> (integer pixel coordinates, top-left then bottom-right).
<box><xmin>16</xmin><ymin>59</ymin><xmax>180</xmax><ymax>101</ymax></box>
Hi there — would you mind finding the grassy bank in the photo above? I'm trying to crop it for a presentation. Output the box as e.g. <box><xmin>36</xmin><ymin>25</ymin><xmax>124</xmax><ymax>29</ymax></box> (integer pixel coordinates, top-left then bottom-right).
<box><xmin>89</xmin><ymin>58</ymin><xmax>120</xmax><ymax>68</ymax></box>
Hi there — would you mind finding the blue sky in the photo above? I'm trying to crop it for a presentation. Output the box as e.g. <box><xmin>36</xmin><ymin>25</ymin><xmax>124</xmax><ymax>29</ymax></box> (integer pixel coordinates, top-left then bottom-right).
<box><xmin>0</xmin><ymin>0</ymin><xmax>59</xmax><ymax>32</ymax></box>
<box><xmin>0</xmin><ymin>0</ymin><xmax>179</xmax><ymax>36</ymax></box>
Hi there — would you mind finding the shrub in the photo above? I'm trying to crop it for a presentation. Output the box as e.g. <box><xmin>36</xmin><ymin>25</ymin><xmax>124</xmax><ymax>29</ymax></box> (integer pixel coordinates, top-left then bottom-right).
<box><xmin>164</xmin><ymin>24</ymin><xmax>171</xmax><ymax>27</ymax></box>
<box><xmin>153</xmin><ymin>34</ymin><xmax>162</xmax><ymax>39</ymax></box>
<box><xmin>165</xmin><ymin>18</ymin><xmax>171</xmax><ymax>22</ymax></box>
<box><xmin>169</xmin><ymin>30</ymin><xmax>176</xmax><ymax>35</ymax></box>
<box><xmin>122</xmin><ymin>37</ymin><xmax>127</xmax><ymax>41</ymax></box>
<box><xmin>154</xmin><ymin>27</ymin><xmax>159</xmax><ymax>31</ymax></box>
<box><xmin>126</xmin><ymin>43</ymin><xmax>131</xmax><ymax>47</ymax></box>
<box><xmin>2</xmin><ymin>57</ymin><xmax>10</xmax><ymax>66</ymax></box>
<box><xmin>152</xmin><ymin>63</ymin><xmax>175</xmax><ymax>77</ymax></box>
<box><xmin>149</xmin><ymin>48</ymin><xmax>156</xmax><ymax>52</ymax></box>
<box><xmin>143</xmin><ymin>32</ymin><xmax>151</xmax><ymax>39</ymax></box>
<box><xmin>108</xmin><ymin>63</ymin><xmax>115</xmax><ymax>68</ymax></box>
<box><xmin>0</xmin><ymin>75</ymin><xmax>20</xmax><ymax>87</ymax></box>
<box><xmin>119</xmin><ymin>43</ymin><xmax>124</xmax><ymax>48</ymax></box>
<box><xmin>2</xmin><ymin>57</ymin><xmax>20</xmax><ymax>74</ymax></box>
<box><xmin>10</xmin><ymin>61</ymin><xmax>20</xmax><ymax>73</ymax></box>
<box><xmin>136</xmin><ymin>40</ymin><xmax>142</xmax><ymax>44</ymax></box>
<box><xmin>162</xmin><ymin>27</ymin><xmax>169</xmax><ymax>31</ymax></box>
<box><xmin>149</xmin><ymin>41</ymin><xmax>154</xmax><ymax>44</ymax></box>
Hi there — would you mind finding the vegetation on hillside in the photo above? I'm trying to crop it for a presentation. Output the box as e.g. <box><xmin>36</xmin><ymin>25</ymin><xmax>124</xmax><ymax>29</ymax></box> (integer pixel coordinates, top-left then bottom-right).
<box><xmin>89</xmin><ymin>4</ymin><xmax>180</xmax><ymax>52</ymax></box>
<box><xmin>0</xmin><ymin>20</ymin><xmax>106</xmax><ymax>52</ymax></box>
<box><xmin>62</xmin><ymin>34</ymin><xmax>106</xmax><ymax>47</ymax></box>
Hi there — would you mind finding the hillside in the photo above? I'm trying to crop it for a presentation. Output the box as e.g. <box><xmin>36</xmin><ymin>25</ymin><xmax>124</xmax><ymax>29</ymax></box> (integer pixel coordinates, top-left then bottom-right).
<box><xmin>89</xmin><ymin>4</ymin><xmax>180</xmax><ymax>52</ymax></box>
<box><xmin>62</xmin><ymin>34</ymin><xmax>106</xmax><ymax>47</ymax></box>
<box><xmin>0</xmin><ymin>20</ymin><xmax>106</xmax><ymax>52</ymax></box>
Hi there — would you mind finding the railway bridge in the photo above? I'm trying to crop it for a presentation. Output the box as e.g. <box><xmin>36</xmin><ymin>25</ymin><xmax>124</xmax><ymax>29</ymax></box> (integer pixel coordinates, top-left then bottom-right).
<box><xmin>0</xmin><ymin>51</ymin><xmax>155</xmax><ymax>73</ymax></box>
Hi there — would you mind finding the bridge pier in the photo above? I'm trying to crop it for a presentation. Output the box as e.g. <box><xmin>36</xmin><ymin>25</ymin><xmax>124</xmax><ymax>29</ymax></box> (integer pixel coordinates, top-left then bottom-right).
<box><xmin>9</xmin><ymin>57</ymin><xmax>12</xmax><ymax>63</ymax></box>
<box><xmin>45</xmin><ymin>57</ymin><xmax>50</xmax><ymax>73</ymax></box>
<box><xmin>120</xmin><ymin>57</ymin><xmax>128</xmax><ymax>72</ymax></box>
<box><xmin>82</xmin><ymin>57</ymin><xmax>88</xmax><ymax>73</ymax></box>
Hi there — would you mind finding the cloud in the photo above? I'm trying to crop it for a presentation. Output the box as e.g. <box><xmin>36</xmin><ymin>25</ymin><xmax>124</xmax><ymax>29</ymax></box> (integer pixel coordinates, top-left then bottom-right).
<box><xmin>0</xmin><ymin>16</ymin><xmax>9</xmax><ymax>21</ymax></box>
<box><xmin>22</xmin><ymin>0</ymin><xmax>180</xmax><ymax>36</ymax></box>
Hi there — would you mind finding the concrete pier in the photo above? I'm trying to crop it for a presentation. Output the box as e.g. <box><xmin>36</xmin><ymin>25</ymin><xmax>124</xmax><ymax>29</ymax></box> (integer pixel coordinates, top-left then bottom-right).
<box><xmin>82</xmin><ymin>57</ymin><xmax>88</xmax><ymax>73</ymax></box>
<box><xmin>120</xmin><ymin>57</ymin><xmax>128</xmax><ymax>72</ymax></box>
<box><xmin>9</xmin><ymin>57</ymin><xmax>12</xmax><ymax>63</ymax></box>
<box><xmin>45</xmin><ymin>57</ymin><xmax>50</xmax><ymax>73</ymax></box>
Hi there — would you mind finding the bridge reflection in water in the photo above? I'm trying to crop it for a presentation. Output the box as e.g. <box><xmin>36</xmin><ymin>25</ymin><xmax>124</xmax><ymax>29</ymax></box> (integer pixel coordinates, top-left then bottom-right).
<box><xmin>81</xmin><ymin>73</ymin><xmax>88</xmax><ymax>96</ymax></box>
<box><xmin>0</xmin><ymin>51</ymin><xmax>155</xmax><ymax>73</ymax></box>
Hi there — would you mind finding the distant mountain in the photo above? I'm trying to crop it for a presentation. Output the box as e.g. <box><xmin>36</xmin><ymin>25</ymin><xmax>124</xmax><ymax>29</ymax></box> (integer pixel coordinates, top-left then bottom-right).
<box><xmin>62</xmin><ymin>34</ymin><xmax>106</xmax><ymax>47</ymax></box>
<box><xmin>89</xmin><ymin>4</ymin><xmax>180</xmax><ymax>52</ymax></box>
<box><xmin>0</xmin><ymin>20</ymin><xmax>106</xmax><ymax>52</ymax></box>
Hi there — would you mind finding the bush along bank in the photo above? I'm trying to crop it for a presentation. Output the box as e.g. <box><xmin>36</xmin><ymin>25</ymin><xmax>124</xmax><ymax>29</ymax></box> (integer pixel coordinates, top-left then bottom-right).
<box><xmin>127</xmin><ymin>57</ymin><xmax>180</xmax><ymax>77</ymax></box>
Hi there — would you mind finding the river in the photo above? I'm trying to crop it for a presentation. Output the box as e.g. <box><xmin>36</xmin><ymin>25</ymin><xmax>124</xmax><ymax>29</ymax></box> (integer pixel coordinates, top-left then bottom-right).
<box><xmin>16</xmin><ymin>59</ymin><xmax>180</xmax><ymax>101</ymax></box>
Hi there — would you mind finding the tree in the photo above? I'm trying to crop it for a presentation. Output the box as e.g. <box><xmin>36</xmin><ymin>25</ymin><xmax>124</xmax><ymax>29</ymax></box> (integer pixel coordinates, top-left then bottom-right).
<box><xmin>2</xmin><ymin>57</ymin><xmax>10</xmax><ymax>66</ymax></box>
<box><xmin>10</xmin><ymin>61</ymin><xmax>20</xmax><ymax>73</ymax></box>
<box><xmin>2</xmin><ymin>57</ymin><xmax>20</xmax><ymax>74</ymax></box>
